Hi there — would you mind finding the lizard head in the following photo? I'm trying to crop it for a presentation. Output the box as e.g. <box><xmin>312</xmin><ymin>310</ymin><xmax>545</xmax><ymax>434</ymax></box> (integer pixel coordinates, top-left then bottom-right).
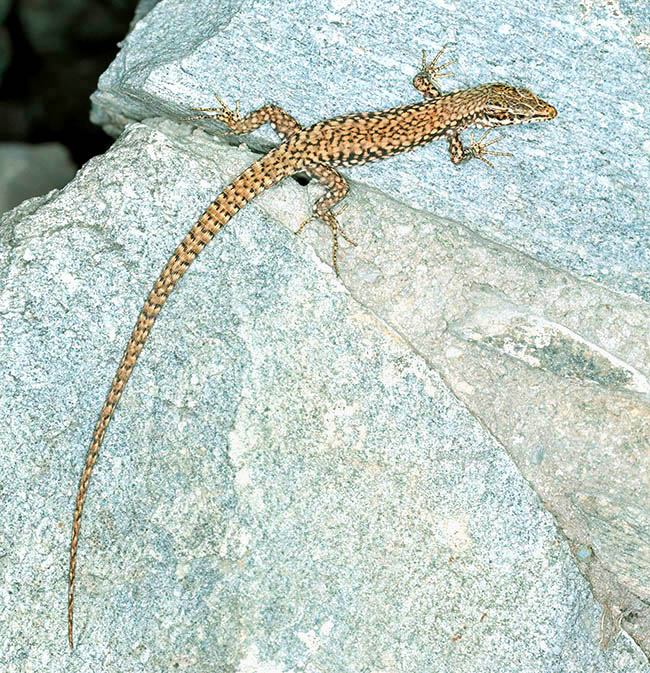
<box><xmin>473</xmin><ymin>83</ymin><xmax>557</xmax><ymax>126</ymax></box>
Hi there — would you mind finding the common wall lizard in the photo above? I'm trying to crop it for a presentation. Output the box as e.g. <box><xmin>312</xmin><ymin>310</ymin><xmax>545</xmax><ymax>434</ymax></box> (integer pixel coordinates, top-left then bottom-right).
<box><xmin>67</xmin><ymin>46</ymin><xmax>557</xmax><ymax>647</ymax></box>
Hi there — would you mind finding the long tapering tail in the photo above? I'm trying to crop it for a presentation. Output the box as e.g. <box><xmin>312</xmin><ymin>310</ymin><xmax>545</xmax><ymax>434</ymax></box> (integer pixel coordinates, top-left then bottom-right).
<box><xmin>68</xmin><ymin>147</ymin><xmax>292</xmax><ymax>647</ymax></box>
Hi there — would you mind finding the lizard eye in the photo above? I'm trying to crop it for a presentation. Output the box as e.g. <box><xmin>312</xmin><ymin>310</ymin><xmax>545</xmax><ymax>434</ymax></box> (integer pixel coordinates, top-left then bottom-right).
<box><xmin>485</xmin><ymin>104</ymin><xmax>510</xmax><ymax>123</ymax></box>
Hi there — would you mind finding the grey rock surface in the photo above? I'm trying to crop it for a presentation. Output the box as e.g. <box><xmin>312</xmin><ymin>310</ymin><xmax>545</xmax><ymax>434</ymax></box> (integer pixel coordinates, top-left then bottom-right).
<box><xmin>0</xmin><ymin>142</ymin><xmax>78</xmax><ymax>215</ymax></box>
<box><xmin>89</xmin><ymin>0</ymin><xmax>650</xmax><ymax>655</ymax></box>
<box><xmin>91</xmin><ymin>0</ymin><xmax>650</xmax><ymax>302</ymax></box>
<box><xmin>2</xmin><ymin>0</ymin><xmax>650</xmax><ymax>669</ymax></box>
<box><xmin>1</xmin><ymin>117</ymin><xmax>648</xmax><ymax>672</ymax></box>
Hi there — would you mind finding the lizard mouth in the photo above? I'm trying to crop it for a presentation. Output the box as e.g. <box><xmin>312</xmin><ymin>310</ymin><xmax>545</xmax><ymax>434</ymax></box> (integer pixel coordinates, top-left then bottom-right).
<box><xmin>543</xmin><ymin>103</ymin><xmax>558</xmax><ymax>119</ymax></box>
<box><xmin>511</xmin><ymin>101</ymin><xmax>557</xmax><ymax>124</ymax></box>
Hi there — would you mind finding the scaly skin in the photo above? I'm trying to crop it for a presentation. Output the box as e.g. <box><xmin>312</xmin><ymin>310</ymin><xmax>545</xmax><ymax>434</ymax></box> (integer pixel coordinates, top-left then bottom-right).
<box><xmin>68</xmin><ymin>46</ymin><xmax>556</xmax><ymax>647</ymax></box>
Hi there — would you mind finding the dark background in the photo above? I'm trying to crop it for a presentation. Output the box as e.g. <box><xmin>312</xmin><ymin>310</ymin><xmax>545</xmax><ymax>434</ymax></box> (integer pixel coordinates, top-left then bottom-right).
<box><xmin>0</xmin><ymin>0</ymin><xmax>138</xmax><ymax>166</ymax></box>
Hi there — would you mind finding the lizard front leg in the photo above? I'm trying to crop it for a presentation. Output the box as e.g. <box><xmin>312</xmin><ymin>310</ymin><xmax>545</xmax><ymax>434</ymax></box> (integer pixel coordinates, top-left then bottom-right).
<box><xmin>446</xmin><ymin>129</ymin><xmax>512</xmax><ymax>167</ymax></box>
<box><xmin>185</xmin><ymin>94</ymin><xmax>302</xmax><ymax>140</ymax></box>
<box><xmin>296</xmin><ymin>163</ymin><xmax>355</xmax><ymax>275</ymax></box>
<box><xmin>415</xmin><ymin>47</ymin><xmax>513</xmax><ymax>167</ymax></box>
<box><xmin>412</xmin><ymin>45</ymin><xmax>456</xmax><ymax>99</ymax></box>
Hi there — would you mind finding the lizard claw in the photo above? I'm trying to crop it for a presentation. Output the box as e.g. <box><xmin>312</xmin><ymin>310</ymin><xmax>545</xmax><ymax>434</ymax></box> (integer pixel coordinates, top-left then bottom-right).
<box><xmin>296</xmin><ymin>205</ymin><xmax>356</xmax><ymax>276</ymax></box>
<box><xmin>182</xmin><ymin>94</ymin><xmax>243</xmax><ymax>135</ymax></box>
<box><xmin>419</xmin><ymin>44</ymin><xmax>457</xmax><ymax>85</ymax></box>
<box><xmin>466</xmin><ymin>130</ymin><xmax>512</xmax><ymax>168</ymax></box>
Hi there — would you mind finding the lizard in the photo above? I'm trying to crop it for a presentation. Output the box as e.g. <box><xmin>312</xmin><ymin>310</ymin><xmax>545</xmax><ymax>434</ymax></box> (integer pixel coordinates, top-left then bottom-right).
<box><xmin>67</xmin><ymin>45</ymin><xmax>557</xmax><ymax>647</ymax></box>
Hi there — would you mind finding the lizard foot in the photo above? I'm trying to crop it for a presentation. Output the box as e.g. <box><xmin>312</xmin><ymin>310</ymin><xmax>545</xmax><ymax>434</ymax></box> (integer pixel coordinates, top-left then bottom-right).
<box><xmin>182</xmin><ymin>94</ymin><xmax>242</xmax><ymax>134</ymax></box>
<box><xmin>296</xmin><ymin>205</ymin><xmax>356</xmax><ymax>276</ymax></box>
<box><xmin>418</xmin><ymin>44</ymin><xmax>457</xmax><ymax>87</ymax></box>
<box><xmin>466</xmin><ymin>130</ymin><xmax>512</xmax><ymax>168</ymax></box>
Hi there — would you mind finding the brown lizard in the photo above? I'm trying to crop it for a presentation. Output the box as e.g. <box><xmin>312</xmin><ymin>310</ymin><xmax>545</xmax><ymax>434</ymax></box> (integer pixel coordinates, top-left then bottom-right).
<box><xmin>67</xmin><ymin>46</ymin><xmax>557</xmax><ymax>647</ymax></box>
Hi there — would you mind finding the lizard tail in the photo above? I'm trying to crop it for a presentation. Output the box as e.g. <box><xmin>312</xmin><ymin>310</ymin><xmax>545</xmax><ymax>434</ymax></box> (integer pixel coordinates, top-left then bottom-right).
<box><xmin>68</xmin><ymin>147</ymin><xmax>292</xmax><ymax>648</ymax></box>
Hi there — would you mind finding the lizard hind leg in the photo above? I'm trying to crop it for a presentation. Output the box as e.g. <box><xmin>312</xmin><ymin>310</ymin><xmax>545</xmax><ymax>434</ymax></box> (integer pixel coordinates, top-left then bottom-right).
<box><xmin>183</xmin><ymin>94</ymin><xmax>303</xmax><ymax>140</ymax></box>
<box><xmin>296</xmin><ymin>163</ymin><xmax>355</xmax><ymax>275</ymax></box>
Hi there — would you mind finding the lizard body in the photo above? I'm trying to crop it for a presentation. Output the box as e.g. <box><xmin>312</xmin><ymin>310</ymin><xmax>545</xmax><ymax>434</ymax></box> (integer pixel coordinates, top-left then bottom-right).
<box><xmin>68</xmin><ymin>47</ymin><xmax>556</xmax><ymax>647</ymax></box>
